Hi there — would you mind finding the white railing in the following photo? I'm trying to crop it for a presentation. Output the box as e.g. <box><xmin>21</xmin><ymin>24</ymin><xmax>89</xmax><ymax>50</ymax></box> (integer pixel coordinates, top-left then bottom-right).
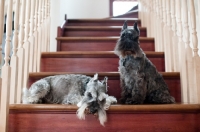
<box><xmin>0</xmin><ymin>0</ymin><xmax>51</xmax><ymax>131</ymax></box>
<box><xmin>139</xmin><ymin>0</ymin><xmax>200</xmax><ymax>104</ymax></box>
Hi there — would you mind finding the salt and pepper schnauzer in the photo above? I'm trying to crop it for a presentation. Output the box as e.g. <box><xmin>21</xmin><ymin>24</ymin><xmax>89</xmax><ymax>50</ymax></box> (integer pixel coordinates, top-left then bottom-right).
<box><xmin>114</xmin><ymin>21</ymin><xmax>175</xmax><ymax>104</ymax></box>
<box><xmin>22</xmin><ymin>73</ymin><xmax>117</xmax><ymax>126</ymax></box>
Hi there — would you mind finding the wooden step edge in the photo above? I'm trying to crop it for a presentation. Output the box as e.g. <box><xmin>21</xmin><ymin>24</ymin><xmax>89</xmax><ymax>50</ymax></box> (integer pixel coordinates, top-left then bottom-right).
<box><xmin>41</xmin><ymin>51</ymin><xmax>164</xmax><ymax>58</ymax></box>
<box><xmin>64</xmin><ymin>26</ymin><xmax>146</xmax><ymax>31</ymax></box>
<box><xmin>56</xmin><ymin>36</ymin><xmax>154</xmax><ymax>41</ymax></box>
<box><xmin>9</xmin><ymin>104</ymin><xmax>200</xmax><ymax>113</ymax></box>
<box><xmin>28</xmin><ymin>72</ymin><xmax>180</xmax><ymax>79</ymax></box>
<box><xmin>68</xmin><ymin>18</ymin><xmax>141</xmax><ymax>21</ymax></box>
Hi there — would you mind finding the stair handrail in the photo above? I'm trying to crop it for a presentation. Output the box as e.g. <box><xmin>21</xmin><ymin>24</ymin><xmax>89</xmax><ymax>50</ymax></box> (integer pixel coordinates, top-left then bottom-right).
<box><xmin>139</xmin><ymin>0</ymin><xmax>200</xmax><ymax>104</ymax></box>
<box><xmin>0</xmin><ymin>0</ymin><xmax>51</xmax><ymax>131</ymax></box>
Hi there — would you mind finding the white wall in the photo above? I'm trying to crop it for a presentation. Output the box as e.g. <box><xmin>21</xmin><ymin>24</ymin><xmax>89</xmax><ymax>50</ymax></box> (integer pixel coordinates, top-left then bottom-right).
<box><xmin>50</xmin><ymin>0</ymin><xmax>110</xmax><ymax>51</ymax></box>
<box><xmin>50</xmin><ymin>0</ymin><xmax>61</xmax><ymax>52</ymax></box>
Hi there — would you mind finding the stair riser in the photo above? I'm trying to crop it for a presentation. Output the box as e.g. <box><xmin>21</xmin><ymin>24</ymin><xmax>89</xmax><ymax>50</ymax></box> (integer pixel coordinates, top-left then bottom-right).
<box><xmin>63</xmin><ymin>28</ymin><xmax>146</xmax><ymax>37</ymax></box>
<box><xmin>28</xmin><ymin>75</ymin><xmax>181</xmax><ymax>102</ymax></box>
<box><xmin>67</xmin><ymin>20</ymin><xmax>141</xmax><ymax>26</ymax></box>
<box><xmin>57</xmin><ymin>39</ymin><xmax>154</xmax><ymax>51</ymax></box>
<box><xmin>40</xmin><ymin>57</ymin><xmax>165</xmax><ymax>72</ymax></box>
<box><xmin>9</xmin><ymin>111</ymin><xmax>198</xmax><ymax>131</ymax></box>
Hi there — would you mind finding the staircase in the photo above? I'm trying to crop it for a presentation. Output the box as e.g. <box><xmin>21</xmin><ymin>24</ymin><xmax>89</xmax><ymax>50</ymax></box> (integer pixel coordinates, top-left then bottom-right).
<box><xmin>8</xmin><ymin>12</ymin><xmax>200</xmax><ymax>132</ymax></box>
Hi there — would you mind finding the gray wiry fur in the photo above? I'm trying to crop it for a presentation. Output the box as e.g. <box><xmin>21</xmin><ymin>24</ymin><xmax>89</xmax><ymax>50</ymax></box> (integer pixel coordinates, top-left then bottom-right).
<box><xmin>22</xmin><ymin>73</ymin><xmax>117</xmax><ymax>126</ymax></box>
<box><xmin>114</xmin><ymin>21</ymin><xmax>175</xmax><ymax>104</ymax></box>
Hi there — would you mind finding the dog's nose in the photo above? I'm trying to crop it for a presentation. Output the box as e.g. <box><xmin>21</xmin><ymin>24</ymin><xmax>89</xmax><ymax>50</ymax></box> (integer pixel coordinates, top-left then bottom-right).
<box><xmin>90</xmin><ymin>109</ymin><xmax>97</xmax><ymax>114</ymax></box>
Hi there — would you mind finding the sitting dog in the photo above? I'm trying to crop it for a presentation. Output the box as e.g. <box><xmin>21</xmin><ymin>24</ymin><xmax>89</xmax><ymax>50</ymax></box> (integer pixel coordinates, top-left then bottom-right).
<box><xmin>22</xmin><ymin>73</ymin><xmax>117</xmax><ymax>126</ymax></box>
<box><xmin>114</xmin><ymin>21</ymin><xmax>175</xmax><ymax>104</ymax></box>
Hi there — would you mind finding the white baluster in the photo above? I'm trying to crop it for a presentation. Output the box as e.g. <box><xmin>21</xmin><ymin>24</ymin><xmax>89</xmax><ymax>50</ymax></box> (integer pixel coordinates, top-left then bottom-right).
<box><xmin>151</xmin><ymin>0</ymin><xmax>154</xmax><ymax>37</ymax></box>
<box><xmin>0</xmin><ymin>0</ymin><xmax>13</xmax><ymax>131</ymax></box>
<box><xmin>16</xmin><ymin>0</ymin><xmax>26</xmax><ymax>103</ymax></box>
<box><xmin>23</xmin><ymin>0</ymin><xmax>31</xmax><ymax>90</ymax></box>
<box><xmin>161</xmin><ymin>0</ymin><xmax>167</xmax><ymax>53</ymax></box>
<box><xmin>176</xmin><ymin>0</ymin><xmax>188</xmax><ymax>103</ymax></box>
<box><xmin>171</xmin><ymin>0</ymin><xmax>179</xmax><ymax>72</ymax></box>
<box><xmin>28</xmin><ymin>0</ymin><xmax>36</xmax><ymax>72</ymax></box>
<box><xmin>37</xmin><ymin>0</ymin><xmax>43</xmax><ymax>72</ymax></box>
<box><xmin>155</xmin><ymin>0</ymin><xmax>159</xmax><ymax>49</ymax></box>
<box><xmin>196</xmin><ymin>0</ymin><xmax>200</xmax><ymax>103</ymax></box>
<box><xmin>47</xmin><ymin>0</ymin><xmax>51</xmax><ymax>51</ymax></box>
<box><xmin>138</xmin><ymin>0</ymin><xmax>141</xmax><ymax>20</ymax></box>
<box><xmin>10</xmin><ymin>0</ymin><xmax>20</xmax><ymax>104</ymax></box>
<box><xmin>162</xmin><ymin>0</ymin><xmax>170</xmax><ymax>72</ymax></box>
<box><xmin>158</xmin><ymin>0</ymin><xmax>164</xmax><ymax>51</ymax></box>
<box><xmin>166</xmin><ymin>0</ymin><xmax>174</xmax><ymax>72</ymax></box>
<box><xmin>43</xmin><ymin>0</ymin><xmax>47</xmax><ymax>52</ymax></box>
<box><xmin>157</xmin><ymin>0</ymin><xmax>162</xmax><ymax>51</ymax></box>
<box><xmin>149</xmin><ymin>0</ymin><xmax>153</xmax><ymax>37</ymax></box>
<box><xmin>189</xmin><ymin>0</ymin><xmax>199</xmax><ymax>103</ymax></box>
<box><xmin>33</xmin><ymin>0</ymin><xmax>39</xmax><ymax>72</ymax></box>
<box><xmin>0</xmin><ymin>0</ymin><xmax>5</xmax><ymax>75</ymax></box>
<box><xmin>181</xmin><ymin>0</ymin><xmax>195</xmax><ymax>103</ymax></box>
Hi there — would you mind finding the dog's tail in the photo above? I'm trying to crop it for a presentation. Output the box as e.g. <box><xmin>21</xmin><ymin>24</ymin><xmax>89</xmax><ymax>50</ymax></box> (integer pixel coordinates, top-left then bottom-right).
<box><xmin>22</xmin><ymin>88</ymin><xmax>31</xmax><ymax>104</ymax></box>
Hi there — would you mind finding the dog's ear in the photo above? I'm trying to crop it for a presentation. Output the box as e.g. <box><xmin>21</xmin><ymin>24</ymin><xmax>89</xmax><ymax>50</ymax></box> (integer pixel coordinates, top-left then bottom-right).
<box><xmin>93</xmin><ymin>73</ymin><xmax>98</xmax><ymax>82</ymax></box>
<box><xmin>102</xmin><ymin>77</ymin><xmax>108</xmax><ymax>85</ymax></box>
<box><xmin>133</xmin><ymin>22</ymin><xmax>140</xmax><ymax>34</ymax></box>
<box><xmin>102</xmin><ymin>77</ymin><xmax>108</xmax><ymax>92</ymax></box>
<box><xmin>122</xmin><ymin>21</ymin><xmax>128</xmax><ymax>31</ymax></box>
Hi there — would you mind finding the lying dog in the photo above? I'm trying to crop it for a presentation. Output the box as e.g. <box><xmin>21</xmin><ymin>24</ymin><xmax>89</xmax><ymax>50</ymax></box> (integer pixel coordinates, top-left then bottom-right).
<box><xmin>114</xmin><ymin>21</ymin><xmax>175</xmax><ymax>104</ymax></box>
<box><xmin>22</xmin><ymin>73</ymin><xmax>117</xmax><ymax>126</ymax></box>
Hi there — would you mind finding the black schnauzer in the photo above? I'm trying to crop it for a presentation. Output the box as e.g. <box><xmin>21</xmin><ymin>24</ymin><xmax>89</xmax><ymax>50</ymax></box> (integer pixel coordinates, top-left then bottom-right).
<box><xmin>114</xmin><ymin>21</ymin><xmax>175</xmax><ymax>104</ymax></box>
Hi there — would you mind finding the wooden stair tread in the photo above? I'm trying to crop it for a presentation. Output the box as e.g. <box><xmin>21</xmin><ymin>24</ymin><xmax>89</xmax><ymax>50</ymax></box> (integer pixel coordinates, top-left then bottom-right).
<box><xmin>41</xmin><ymin>51</ymin><xmax>164</xmax><ymax>58</ymax></box>
<box><xmin>68</xmin><ymin>18</ymin><xmax>140</xmax><ymax>22</ymax></box>
<box><xmin>56</xmin><ymin>36</ymin><xmax>153</xmax><ymax>41</ymax></box>
<box><xmin>29</xmin><ymin>72</ymin><xmax>180</xmax><ymax>79</ymax></box>
<box><xmin>9</xmin><ymin>104</ymin><xmax>200</xmax><ymax>113</ymax></box>
<box><xmin>64</xmin><ymin>26</ymin><xmax>146</xmax><ymax>31</ymax></box>
<box><xmin>66</xmin><ymin>18</ymin><xmax>141</xmax><ymax>26</ymax></box>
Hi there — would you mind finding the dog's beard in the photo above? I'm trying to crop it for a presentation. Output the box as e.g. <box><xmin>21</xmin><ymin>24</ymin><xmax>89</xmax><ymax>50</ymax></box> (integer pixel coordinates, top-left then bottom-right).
<box><xmin>77</xmin><ymin>102</ymin><xmax>88</xmax><ymax>120</ymax></box>
<box><xmin>76</xmin><ymin>101</ymin><xmax>107</xmax><ymax>126</ymax></box>
<box><xmin>76</xmin><ymin>95</ymin><xmax>117</xmax><ymax>126</ymax></box>
<box><xmin>98</xmin><ymin>106</ymin><xmax>107</xmax><ymax>126</ymax></box>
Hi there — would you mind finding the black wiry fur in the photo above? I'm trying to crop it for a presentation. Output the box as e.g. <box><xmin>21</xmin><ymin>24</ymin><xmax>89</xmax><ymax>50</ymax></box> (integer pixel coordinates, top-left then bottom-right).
<box><xmin>115</xmin><ymin>21</ymin><xmax>175</xmax><ymax>104</ymax></box>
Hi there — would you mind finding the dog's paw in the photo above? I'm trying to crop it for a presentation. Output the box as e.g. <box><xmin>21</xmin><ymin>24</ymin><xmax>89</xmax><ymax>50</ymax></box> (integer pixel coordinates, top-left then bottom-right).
<box><xmin>103</xmin><ymin>96</ymin><xmax>117</xmax><ymax>110</ymax></box>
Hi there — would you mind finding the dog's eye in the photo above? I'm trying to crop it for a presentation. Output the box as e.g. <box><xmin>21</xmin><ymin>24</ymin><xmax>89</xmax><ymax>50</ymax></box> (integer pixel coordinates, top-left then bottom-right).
<box><xmin>87</xmin><ymin>92</ymin><xmax>92</xmax><ymax>98</ymax></box>
<box><xmin>134</xmin><ymin>36</ymin><xmax>139</xmax><ymax>41</ymax></box>
<box><xmin>121</xmin><ymin>33</ymin><xmax>125</xmax><ymax>37</ymax></box>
